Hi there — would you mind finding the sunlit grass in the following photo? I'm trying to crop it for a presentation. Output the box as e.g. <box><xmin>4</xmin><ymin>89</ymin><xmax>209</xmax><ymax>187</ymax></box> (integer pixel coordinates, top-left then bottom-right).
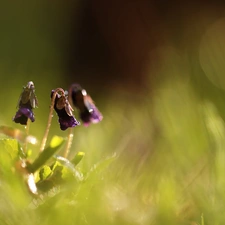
<box><xmin>1</xmin><ymin>8</ymin><xmax>225</xmax><ymax>223</ymax></box>
<box><xmin>0</xmin><ymin>75</ymin><xmax>225</xmax><ymax>225</ymax></box>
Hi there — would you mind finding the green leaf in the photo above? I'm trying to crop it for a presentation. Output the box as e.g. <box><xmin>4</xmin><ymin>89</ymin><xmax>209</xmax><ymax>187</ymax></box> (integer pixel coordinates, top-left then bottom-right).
<box><xmin>50</xmin><ymin>136</ymin><xmax>64</xmax><ymax>148</ymax></box>
<box><xmin>0</xmin><ymin>139</ymin><xmax>20</xmax><ymax>169</ymax></box>
<box><xmin>26</xmin><ymin>148</ymin><xmax>32</xmax><ymax>158</ymax></box>
<box><xmin>87</xmin><ymin>153</ymin><xmax>117</xmax><ymax>179</ymax></box>
<box><xmin>76</xmin><ymin>154</ymin><xmax>117</xmax><ymax>200</ymax></box>
<box><xmin>27</xmin><ymin>136</ymin><xmax>65</xmax><ymax>173</ymax></box>
<box><xmin>81</xmin><ymin>153</ymin><xmax>117</xmax><ymax>186</ymax></box>
<box><xmin>71</xmin><ymin>151</ymin><xmax>85</xmax><ymax>166</ymax></box>
<box><xmin>53</xmin><ymin>155</ymin><xmax>83</xmax><ymax>181</ymax></box>
<box><xmin>51</xmin><ymin>160</ymin><xmax>62</xmax><ymax>171</ymax></box>
<box><xmin>39</xmin><ymin>165</ymin><xmax>52</xmax><ymax>180</ymax></box>
<box><xmin>36</xmin><ymin>161</ymin><xmax>63</xmax><ymax>192</ymax></box>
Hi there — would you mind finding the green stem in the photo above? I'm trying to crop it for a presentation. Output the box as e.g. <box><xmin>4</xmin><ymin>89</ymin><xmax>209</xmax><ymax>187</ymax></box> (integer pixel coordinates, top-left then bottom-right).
<box><xmin>23</xmin><ymin>119</ymin><xmax>30</xmax><ymax>153</ymax></box>
<box><xmin>63</xmin><ymin>127</ymin><xmax>74</xmax><ymax>158</ymax></box>
<box><xmin>39</xmin><ymin>88</ymin><xmax>65</xmax><ymax>152</ymax></box>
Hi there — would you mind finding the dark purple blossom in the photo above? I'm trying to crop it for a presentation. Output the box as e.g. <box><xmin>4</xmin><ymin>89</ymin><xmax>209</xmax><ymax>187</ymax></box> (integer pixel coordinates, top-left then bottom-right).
<box><xmin>51</xmin><ymin>90</ymin><xmax>80</xmax><ymax>131</ymax></box>
<box><xmin>13</xmin><ymin>105</ymin><xmax>35</xmax><ymax>125</ymax></box>
<box><xmin>13</xmin><ymin>81</ymin><xmax>37</xmax><ymax>125</ymax></box>
<box><xmin>68</xmin><ymin>84</ymin><xmax>103</xmax><ymax>126</ymax></box>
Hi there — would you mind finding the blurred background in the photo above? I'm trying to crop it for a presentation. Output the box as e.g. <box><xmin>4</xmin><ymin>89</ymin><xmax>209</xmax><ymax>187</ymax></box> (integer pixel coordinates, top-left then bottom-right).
<box><xmin>1</xmin><ymin>0</ymin><xmax>225</xmax><ymax>224</ymax></box>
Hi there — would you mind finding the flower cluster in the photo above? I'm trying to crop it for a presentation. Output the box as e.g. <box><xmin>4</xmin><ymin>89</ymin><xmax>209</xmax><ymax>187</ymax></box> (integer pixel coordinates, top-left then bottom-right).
<box><xmin>9</xmin><ymin>81</ymin><xmax>103</xmax><ymax>197</ymax></box>
<box><xmin>13</xmin><ymin>82</ymin><xmax>103</xmax><ymax>130</ymax></box>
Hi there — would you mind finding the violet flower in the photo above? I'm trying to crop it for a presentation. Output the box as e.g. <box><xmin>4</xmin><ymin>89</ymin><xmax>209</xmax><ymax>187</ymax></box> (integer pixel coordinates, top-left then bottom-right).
<box><xmin>13</xmin><ymin>81</ymin><xmax>38</xmax><ymax>125</ymax></box>
<box><xmin>68</xmin><ymin>84</ymin><xmax>103</xmax><ymax>126</ymax></box>
<box><xmin>51</xmin><ymin>90</ymin><xmax>80</xmax><ymax>130</ymax></box>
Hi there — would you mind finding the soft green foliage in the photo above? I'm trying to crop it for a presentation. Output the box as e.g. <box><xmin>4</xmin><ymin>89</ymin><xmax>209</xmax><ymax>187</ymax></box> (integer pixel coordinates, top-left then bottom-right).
<box><xmin>1</xmin><ymin>6</ymin><xmax>225</xmax><ymax>224</ymax></box>
<box><xmin>27</xmin><ymin>136</ymin><xmax>65</xmax><ymax>173</ymax></box>
<box><xmin>39</xmin><ymin>165</ymin><xmax>52</xmax><ymax>180</ymax></box>
<box><xmin>0</xmin><ymin>139</ymin><xmax>20</xmax><ymax>168</ymax></box>
<box><xmin>71</xmin><ymin>151</ymin><xmax>85</xmax><ymax>166</ymax></box>
<box><xmin>1</xmin><ymin>82</ymin><xmax>225</xmax><ymax>225</ymax></box>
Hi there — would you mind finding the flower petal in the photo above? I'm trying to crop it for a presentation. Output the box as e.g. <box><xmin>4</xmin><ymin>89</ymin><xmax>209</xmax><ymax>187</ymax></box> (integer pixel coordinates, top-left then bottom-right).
<box><xmin>51</xmin><ymin>90</ymin><xmax>80</xmax><ymax>130</ymax></box>
<box><xmin>69</xmin><ymin>84</ymin><xmax>103</xmax><ymax>126</ymax></box>
<box><xmin>13</xmin><ymin>107</ymin><xmax>35</xmax><ymax>125</ymax></box>
<box><xmin>58</xmin><ymin>115</ymin><xmax>80</xmax><ymax>131</ymax></box>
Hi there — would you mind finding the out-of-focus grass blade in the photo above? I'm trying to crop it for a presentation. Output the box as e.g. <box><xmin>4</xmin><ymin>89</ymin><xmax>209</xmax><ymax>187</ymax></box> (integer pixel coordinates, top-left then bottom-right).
<box><xmin>75</xmin><ymin>153</ymin><xmax>117</xmax><ymax>201</ymax></box>
<box><xmin>53</xmin><ymin>155</ymin><xmax>83</xmax><ymax>181</ymax></box>
<box><xmin>86</xmin><ymin>153</ymin><xmax>117</xmax><ymax>181</ymax></box>
<box><xmin>27</xmin><ymin>136</ymin><xmax>65</xmax><ymax>173</ymax></box>
<box><xmin>71</xmin><ymin>151</ymin><xmax>85</xmax><ymax>166</ymax></box>
<box><xmin>201</xmin><ymin>213</ymin><xmax>205</xmax><ymax>225</ymax></box>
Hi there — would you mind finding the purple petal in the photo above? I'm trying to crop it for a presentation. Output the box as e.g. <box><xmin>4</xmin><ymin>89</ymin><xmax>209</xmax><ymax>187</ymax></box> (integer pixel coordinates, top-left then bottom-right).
<box><xmin>51</xmin><ymin>90</ymin><xmax>80</xmax><ymax>130</ymax></box>
<box><xmin>13</xmin><ymin>107</ymin><xmax>35</xmax><ymax>125</ymax></box>
<box><xmin>79</xmin><ymin>106</ymin><xmax>103</xmax><ymax>126</ymax></box>
<box><xmin>79</xmin><ymin>97</ymin><xmax>103</xmax><ymax>126</ymax></box>
<box><xmin>69</xmin><ymin>86</ymin><xmax>103</xmax><ymax>126</ymax></box>
<box><xmin>58</xmin><ymin>114</ymin><xmax>80</xmax><ymax>131</ymax></box>
<box><xmin>89</xmin><ymin>106</ymin><xmax>103</xmax><ymax>123</ymax></box>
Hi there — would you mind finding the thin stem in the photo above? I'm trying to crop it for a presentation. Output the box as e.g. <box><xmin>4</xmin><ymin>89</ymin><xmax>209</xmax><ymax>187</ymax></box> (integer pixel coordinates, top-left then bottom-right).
<box><xmin>24</xmin><ymin>119</ymin><xmax>30</xmax><ymax>153</ymax></box>
<box><xmin>39</xmin><ymin>88</ymin><xmax>65</xmax><ymax>152</ymax></box>
<box><xmin>63</xmin><ymin>127</ymin><xmax>74</xmax><ymax>158</ymax></box>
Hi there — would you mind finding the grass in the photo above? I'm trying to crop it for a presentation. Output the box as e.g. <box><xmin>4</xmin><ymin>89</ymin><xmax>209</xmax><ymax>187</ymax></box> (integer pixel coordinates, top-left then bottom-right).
<box><xmin>1</xmin><ymin>1</ymin><xmax>225</xmax><ymax>224</ymax></box>
<box><xmin>0</xmin><ymin>75</ymin><xmax>224</xmax><ymax>225</ymax></box>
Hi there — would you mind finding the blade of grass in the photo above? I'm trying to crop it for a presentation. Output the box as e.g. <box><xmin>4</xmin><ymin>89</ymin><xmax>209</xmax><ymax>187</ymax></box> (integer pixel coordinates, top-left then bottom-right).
<box><xmin>27</xmin><ymin>136</ymin><xmax>65</xmax><ymax>173</ymax></box>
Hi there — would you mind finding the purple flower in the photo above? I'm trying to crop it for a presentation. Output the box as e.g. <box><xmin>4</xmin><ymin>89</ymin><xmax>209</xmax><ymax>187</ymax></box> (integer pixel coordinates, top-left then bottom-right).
<box><xmin>51</xmin><ymin>90</ymin><xmax>80</xmax><ymax>130</ymax></box>
<box><xmin>13</xmin><ymin>81</ymin><xmax>38</xmax><ymax>125</ymax></box>
<box><xmin>68</xmin><ymin>84</ymin><xmax>103</xmax><ymax>126</ymax></box>
<box><xmin>13</xmin><ymin>105</ymin><xmax>35</xmax><ymax>125</ymax></box>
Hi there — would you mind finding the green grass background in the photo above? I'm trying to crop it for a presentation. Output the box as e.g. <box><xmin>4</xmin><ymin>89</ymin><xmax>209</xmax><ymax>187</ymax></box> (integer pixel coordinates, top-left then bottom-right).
<box><xmin>0</xmin><ymin>1</ymin><xmax>225</xmax><ymax>225</ymax></box>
